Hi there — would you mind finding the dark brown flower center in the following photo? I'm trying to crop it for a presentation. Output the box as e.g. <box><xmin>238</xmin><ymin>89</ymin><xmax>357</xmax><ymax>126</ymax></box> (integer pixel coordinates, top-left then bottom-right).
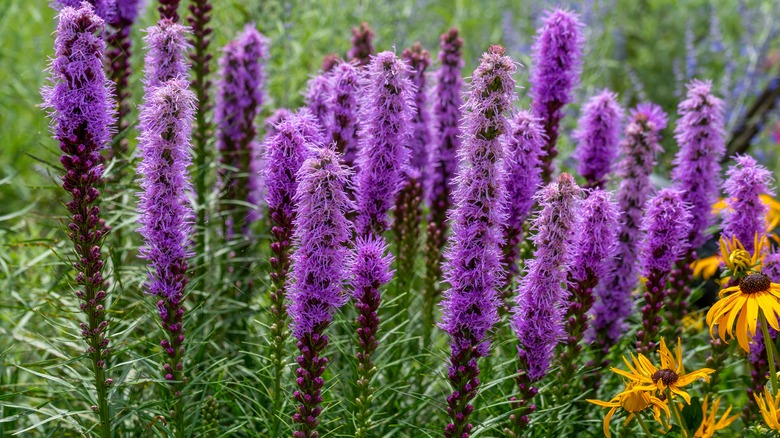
<box><xmin>651</xmin><ymin>368</ymin><xmax>679</xmax><ymax>386</ymax></box>
<box><xmin>741</xmin><ymin>273</ymin><xmax>771</xmax><ymax>295</ymax></box>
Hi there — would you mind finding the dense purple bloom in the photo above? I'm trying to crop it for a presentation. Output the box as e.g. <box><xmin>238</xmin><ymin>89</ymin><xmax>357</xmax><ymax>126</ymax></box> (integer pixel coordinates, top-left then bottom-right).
<box><xmin>765</xmin><ymin>252</ymin><xmax>780</xmax><ymax>282</ymax></box>
<box><xmin>264</xmin><ymin>108</ymin><xmax>293</xmax><ymax>138</ymax></box>
<box><xmin>54</xmin><ymin>0</ymin><xmax>116</xmax><ymax>22</ymax></box>
<box><xmin>402</xmin><ymin>43</ymin><xmax>432</xmax><ymax>179</ymax></box>
<box><xmin>671</xmin><ymin>80</ymin><xmax>726</xmax><ymax>251</ymax></box>
<box><xmin>589</xmin><ymin>103</ymin><xmax>668</xmax><ymax>348</ymax></box>
<box><xmin>354</xmin><ymin>51</ymin><xmax>415</xmax><ymax>238</ymax></box>
<box><xmin>529</xmin><ymin>8</ymin><xmax>584</xmax><ymax>182</ymax></box>
<box><xmin>513</xmin><ymin>173</ymin><xmax>582</xmax><ymax>381</ymax></box>
<box><xmin>348</xmin><ymin>22</ymin><xmax>374</xmax><ymax>67</ymax></box>
<box><xmin>570</xmin><ymin>190</ymin><xmax>620</xmax><ymax>286</ymax></box>
<box><xmin>329</xmin><ymin>61</ymin><xmax>360</xmax><ymax>168</ymax></box>
<box><xmin>439</xmin><ymin>45</ymin><xmax>515</xmax><ymax>438</ymax></box>
<box><xmin>305</xmin><ymin>73</ymin><xmax>332</xmax><ymax>140</ymax></box>
<box><xmin>573</xmin><ymin>90</ymin><xmax>623</xmax><ymax>188</ymax></box>
<box><xmin>722</xmin><ymin>155</ymin><xmax>774</xmax><ymax>253</ymax></box>
<box><xmin>137</xmin><ymin>79</ymin><xmax>195</xmax><ymax>399</ymax></box>
<box><xmin>143</xmin><ymin>19</ymin><xmax>190</xmax><ymax>94</ymax></box>
<box><xmin>214</xmin><ymin>25</ymin><xmax>268</xmax><ymax>235</ymax></box>
<box><xmin>501</xmin><ymin>110</ymin><xmax>545</xmax><ymax>291</ymax></box>
<box><xmin>41</xmin><ymin>3</ymin><xmax>116</xmax><ymax>431</ymax></box>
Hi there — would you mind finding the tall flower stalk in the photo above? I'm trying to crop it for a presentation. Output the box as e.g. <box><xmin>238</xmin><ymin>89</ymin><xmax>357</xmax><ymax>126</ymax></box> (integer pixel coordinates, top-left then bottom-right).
<box><xmin>143</xmin><ymin>19</ymin><xmax>190</xmax><ymax>93</ymax></box>
<box><xmin>666</xmin><ymin>80</ymin><xmax>725</xmax><ymax>331</ymax></box>
<box><xmin>288</xmin><ymin>147</ymin><xmax>352</xmax><ymax>438</ymax></box>
<box><xmin>722</xmin><ymin>155</ymin><xmax>773</xmax><ymax>253</ymax></box>
<box><xmin>509</xmin><ymin>173</ymin><xmax>581</xmax><ymax>435</ymax></box>
<box><xmin>329</xmin><ymin>61</ymin><xmax>360</xmax><ymax>168</ymax></box>
<box><xmin>263</xmin><ymin>110</ymin><xmax>318</xmax><ymax>436</ymax></box>
<box><xmin>42</xmin><ymin>4</ymin><xmax>116</xmax><ymax>436</ymax></box>
<box><xmin>439</xmin><ymin>45</ymin><xmax>515</xmax><ymax>438</ymax></box>
<box><xmin>137</xmin><ymin>79</ymin><xmax>196</xmax><ymax>437</ymax></box>
<box><xmin>348</xmin><ymin>22</ymin><xmax>374</xmax><ymax>67</ymax></box>
<box><xmin>636</xmin><ymin>189</ymin><xmax>691</xmax><ymax>354</ymax></box>
<box><xmin>573</xmin><ymin>90</ymin><xmax>623</xmax><ymax>189</ymax></box>
<box><xmin>529</xmin><ymin>8</ymin><xmax>583</xmax><ymax>182</ymax></box>
<box><xmin>423</xmin><ymin>28</ymin><xmax>463</xmax><ymax>337</ymax></box>
<box><xmin>305</xmin><ymin>73</ymin><xmax>332</xmax><ymax>140</ymax></box>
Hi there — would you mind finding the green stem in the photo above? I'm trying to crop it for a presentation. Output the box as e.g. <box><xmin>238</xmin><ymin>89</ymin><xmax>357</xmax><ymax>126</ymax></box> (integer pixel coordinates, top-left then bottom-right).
<box><xmin>666</xmin><ymin>389</ymin><xmax>688</xmax><ymax>437</ymax></box>
<box><xmin>760</xmin><ymin>310</ymin><xmax>779</xmax><ymax>393</ymax></box>
<box><xmin>634</xmin><ymin>414</ymin><xmax>653</xmax><ymax>438</ymax></box>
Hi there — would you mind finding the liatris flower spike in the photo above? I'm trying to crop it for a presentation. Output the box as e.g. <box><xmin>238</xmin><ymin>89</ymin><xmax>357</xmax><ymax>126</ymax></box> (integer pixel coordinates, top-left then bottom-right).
<box><xmin>722</xmin><ymin>154</ymin><xmax>774</xmax><ymax>253</ymax></box>
<box><xmin>142</xmin><ymin>19</ymin><xmax>191</xmax><ymax>94</ymax></box>
<box><xmin>329</xmin><ymin>61</ymin><xmax>360</xmax><ymax>168</ymax></box>
<box><xmin>348</xmin><ymin>22</ymin><xmax>374</xmax><ymax>67</ymax></box>
<box><xmin>305</xmin><ymin>73</ymin><xmax>332</xmax><ymax>140</ymax></box>
<box><xmin>439</xmin><ymin>45</ymin><xmax>515</xmax><ymax>438</ymax></box>
<box><xmin>573</xmin><ymin>90</ymin><xmax>623</xmax><ymax>189</ymax></box>
<box><xmin>41</xmin><ymin>3</ymin><xmax>116</xmax><ymax>434</ymax></box>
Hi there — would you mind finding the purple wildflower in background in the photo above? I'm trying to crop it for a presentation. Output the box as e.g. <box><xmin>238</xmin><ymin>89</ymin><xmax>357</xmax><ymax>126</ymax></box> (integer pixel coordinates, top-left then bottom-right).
<box><xmin>589</xmin><ymin>103</ymin><xmax>667</xmax><ymax>351</ymax></box>
<box><xmin>722</xmin><ymin>155</ymin><xmax>774</xmax><ymax>253</ymax></box>
<box><xmin>214</xmin><ymin>25</ymin><xmax>268</xmax><ymax>237</ymax></box>
<box><xmin>530</xmin><ymin>8</ymin><xmax>584</xmax><ymax>182</ymax></box>
<box><xmin>137</xmin><ymin>80</ymin><xmax>195</xmax><ymax>431</ymax></box>
<box><xmin>439</xmin><ymin>45</ymin><xmax>515</xmax><ymax>438</ymax></box>
<box><xmin>288</xmin><ymin>147</ymin><xmax>352</xmax><ymax>438</ymax></box>
<box><xmin>305</xmin><ymin>73</ymin><xmax>332</xmax><ymax>140</ymax></box>
<box><xmin>636</xmin><ymin>189</ymin><xmax>691</xmax><ymax>353</ymax></box>
<box><xmin>143</xmin><ymin>19</ymin><xmax>190</xmax><ymax>94</ymax></box>
<box><xmin>573</xmin><ymin>90</ymin><xmax>623</xmax><ymax>188</ymax></box>
<box><xmin>501</xmin><ymin>110</ymin><xmax>545</xmax><ymax>304</ymax></box>
<box><xmin>402</xmin><ymin>42</ymin><xmax>432</xmax><ymax>182</ymax></box>
<box><xmin>158</xmin><ymin>0</ymin><xmax>180</xmax><ymax>22</ymax></box>
<box><xmin>348</xmin><ymin>22</ymin><xmax>374</xmax><ymax>67</ymax></box>
<box><xmin>329</xmin><ymin>61</ymin><xmax>360</xmax><ymax>168</ymax></box>
<box><xmin>354</xmin><ymin>51</ymin><xmax>414</xmax><ymax>238</ymax></box>
<box><xmin>41</xmin><ymin>3</ymin><xmax>116</xmax><ymax>433</ymax></box>
<box><xmin>54</xmin><ymin>0</ymin><xmax>116</xmax><ymax>22</ymax></box>
<box><xmin>264</xmin><ymin>108</ymin><xmax>293</xmax><ymax>138</ymax></box>
<box><xmin>321</xmin><ymin>53</ymin><xmax>340</xmax><ymax>73</ymax></box>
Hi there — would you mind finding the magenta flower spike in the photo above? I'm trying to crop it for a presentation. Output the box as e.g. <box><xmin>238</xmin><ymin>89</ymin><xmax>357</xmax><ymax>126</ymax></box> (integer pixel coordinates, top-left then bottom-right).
<box><xmin>722</xmin><ymin>155</ymin><xmax>774</xmax><ymax>253</ymax></box>
<box><xmin>402</xmin><ymin>42</ymin><xmax>432</xmax><ymax>183</ymax></box>
<box><xmin>287</xmin><ymin>146</ymin><xmax>352</xmax><ymax>438</ymax></box>
<box><xmin>214</xmin><ymin>25</ymin><xmax>268</xmax><ymax>237</ymax></box>
<box><xmin>354</xmin><ymin>51</ymin><xmax>415</xmax><ymax>238</ymax></box>
<box><xmin>305</xmin><ymin>73</ymin><xmax>332</xmax><ymax>141</ymax></box>
<box><xmin>329</xmin><ymin>61</ymin><xmax>360</xmax><ymax>168</ymax></box>
<box><xmin>142</xmin><ymin>19</ymin><xmax>190</xmax><ymax>94</ymax></box>
<box><xmin>54</xmin><ymin>0</ymin><xmax>116</xmax><ymax>22</ymax></box>
<box><xmin>573</xmin><ymin>90</ymin><xmax>623</xmax><ymax>189</ymax></box>
<box><xmin>529</xmin><ymin>8</ymin><xmax>584</xmax><ymax>182</ymax></box>
<box><xmin>439</xmin><ymin>45</ymin><xmax>515</xmax><ymax>438</ymax></box>
<box><xmin>41</xmin><ymin>3</ymin><xmax>116</xmax><ymax>433</ymax></box>
<box><xmin>636</xmin><ymin>189</ymin><xmax>691</xmax><ymax>353</ymax></box>
<box><xmin>589</xmin><ymin>103</ymin><xmax>667</xmax><ymax>352</ymax></box>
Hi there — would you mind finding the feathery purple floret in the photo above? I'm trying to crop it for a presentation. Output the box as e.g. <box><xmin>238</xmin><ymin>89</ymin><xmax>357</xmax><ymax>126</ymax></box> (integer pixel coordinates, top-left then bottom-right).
<box><xmin>143</xmin><ymin>19</ymin><xmax>190</xmax><ymax>94</ymax></box>
<box><xmin>530</xmin><ymin>8</ymin><xmax>584</xmax><ymax>181</ymax></box>
<box><xmin>264</xmin><ymin>108</ymin><xmax>293</xmax><ymax>138</ymax></box>
<box><xmin>215</xmin><ymin>25</ymin><xmax>268</xmax><ymax>233</ymax></box>
<box><xmin>355</xmin><ymin>51</ymin><xmax>415</xmax><ymax>237</ymax></box>
<box><xmin>589</xmin><ymin>103</ymin><xmax>668</xmax><ymax>346</ymax></box>
<box><xmin>352</xmin><ymin>236</ymin><xmax>394</xmax><ymax>299</ymax></box>
<box><xmin>329</xmin><ymin>61</ymin><xmax>360</xmax><ymax>167</ymax></box>
<box><xmin>55</xmin><ymin>0</ymin><xmax>116</xmax><ymax>22</ymax></box>
<box><xmin>570</xmin><ymin>189</ymin><xmax>620</xmax><ymax>286</ymax></box>
<box><xmin>305</xmin><ymin>73</ymin><xmax>332</xmax><ymax>140</ymax></box>
<box><xmin>671</xmin><ymin>80</ymin><xmax>725</xmax><ymax>251</ymax></box>
<box><xmin>513</xmin><ymin>173</ymin><xmax>582</xmax><ymax>381</ymax></box>
<box><xmin>765</xmin><ymin>252</ymin><xmax>780</xmax><ymax>282</ymax></box>
<box><xmin>574</xmin><ymin>90</ymin><xmax>623</xmax><ymax>188</ymax></box>
<box><xmin>288</xmin><ymin>147</ymin><xmax>353</xmax><ymax>338</ymax></box>
<box><xmin>640</xmin><ymin>189</ymin><xmax>692</xmax><ymax>276</ymax></box>
<box><xmin>722</xmin><ymin>155</ymin><xmax>774</xmax><ymax>253</ymax></box>
<box><xmin>402</xmin><ymin>43</ymin><xmax>432</xmax><ymax>180</ymax></box>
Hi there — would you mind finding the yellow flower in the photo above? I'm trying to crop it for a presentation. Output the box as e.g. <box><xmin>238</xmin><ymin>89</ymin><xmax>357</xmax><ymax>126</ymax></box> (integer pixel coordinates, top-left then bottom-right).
<box><xmin>706</xmin><ymin>272</ymin><xmax>780</xmax><ymax>352</ymax></box>
<box><xmin>611</xmin><ymin>338</ymin><xmax>715</xmax><ymax>404</ymax></box>
<box><xmin>691</xmin><ymin>234</ymin><xmax>766</xmax><ymax>281</ymax></box>
<box><xmin>587</xmin><ymin>382</ymin><xmax>670</xmax><ymax>438</ymax></box>
<box><xmin>695</xmin><ymin>395</ymin><xmax>738</xmax><ymax>438</ymax></box>
<box><xmin>755</xmin><ymin>386</ymin><xmax>780</xmax><ymax>431</ymax></box>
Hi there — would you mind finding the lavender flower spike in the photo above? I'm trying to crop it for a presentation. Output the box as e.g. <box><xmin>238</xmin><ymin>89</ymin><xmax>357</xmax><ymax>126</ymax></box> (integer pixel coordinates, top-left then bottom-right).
<box><xmin>574</xmin><ymin>90</ymin><xmax>623</xmax><ymax>189</ymax></box>
<box><xmin>501</xmin><ymin>110</ymin><xmax>545</xmax><ymax>302</ymax></box>
<box><xmin>355</xmin><ymin>51</ymin><xmax>415</xmax><ymax>238</ymax></box>
<box><xmin>637</xmin><ymin>189</ymin><xmax>691</xmax><ymax>353</ymax></box>
<box><xmin>288</xmin><ymin>146</ymin><xmax>352</xmax><ymax>438</ymax></box>
<box><xmin>41</xmin><ymin>3</ymin><xmax>116</xmax><ymax>434</ymax></box>
<box><xmin>439</xmin><ymin>45</ymin><xmax>515</xmax><ymax>438</ymax></box>
<box><xmin>137</xmin><ymin>79</ymin><xmax>195</xmax><ymax>433</ymax></box>
<box><xmin>722</xmin><ymin>155</ymin><xmax>774</xmax><ymax>253</ymax></box>
<box><xmin>54</xmin><ymin>0</ymin><xmax>116</xmax><ymax>22</ymax></box>
<box><xmin>305</xmin><ymin>73</ymin><xmax>332</xmax><ymax>141</ymax></box>
<box><xmin>403</xmin><ymin>42</ymin><xmax>432</xmax><ymax>182</ymax></box>
<box><xmin>589</xmin><ymin>103</ymin><xmax>668</xmax><ymax>351</ymax></box>
<box><xmin>215</xmin><ymin>25</ymin><xmax>268</xmax><ymax>237</ymax></box>
<box><xmin>329</xmin><ymin>61</ymin><xmax>360</xmax><ymax>168</ymax></box>
<box><xmin>143</xmin><ymin>19</ymin><xmax>190</xmax><ymax>94</ymax></box>
<box><xmin>530</xmin><ymin>8</ymin><xmax>584</xmax><ymax>182</ymax></box>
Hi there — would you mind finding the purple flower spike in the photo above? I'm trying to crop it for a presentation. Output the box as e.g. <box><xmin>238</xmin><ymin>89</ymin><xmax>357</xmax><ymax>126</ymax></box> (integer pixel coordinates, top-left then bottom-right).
<box><xmin>215</xmin><ymin>25</ymin><xmax>268</xmax><ymax>237</ymax></box>
<box><xmin>158</xmin><ymin>0</ymin><xmax>180</xmax><ymax>22</ymax></box>
<box><xmin>41</xmin><ymin>3</ymin><xmax>116</xmax><ymax>432</ymax></box>
<box><xmin>348</xmin><ymin>22</ymin><xmax>374</xmax><ymax>67</ymax></box>
<box><xmin>264</xmin><ymin>108</ymin><xmax>293</xmax><ymax>138</ymax></box>
<box><xmin>574</xmin><ymin>90</ymin><xmax>623</xmax><ymax>188</ymax></box>
<box><xmin>501</xmin><ymin>110</ymin><xmax>545</xmax><ymax>304</ymax></box>
<box><xmin>530</xmin><ymin>8</ymin><xmax>584</xmax><ymax>182</ymax></box>
<box><xmin>439</xmin><ymin>45</ymin><xmax>515</xmax><ymax>438</ymax></box>
<box><xmin>402</xmin><ymin>43</ymin><xmax>432</xmax><ymax>182</ymax></box>
<box><xmin>305</xmin><ymin>73</ymin><xmax>332</xmax><ymax>140</ymax></box>
<box><xmin>54</xmin><ymin>0</ymin><xmax>116</xmax><ymax>22</ymax></box>
<box><xmin>329</xmin><ymin>61</ymin><xmax>360</xmax><ymax>168</ymax></box>
<box><xmin>722</xmin><ymin>155</ymin><xmax>774</xmax><ymax>253</ymax></box>
<box><xmin>143</xmin><ymin>19</ymin><xmax>191</xmax><ymax>94</ymax></box>
<box><xmin>589</xmin><ymin>103</ymin><xmax>668</xmax><ymax>351</ymax></box>
<box><xmin>637</xmin><ymin>189</ymin><xmax>691</xmax><ymax>353</ymax></box>
<box><xmin>288</xmin><ymin>146</ymin><xmax>352</xmax><ymax>438</ymax></box>
<box><xmin>355</xmin><ymin>51</ymin><xmax>415</xmax><ymax>238</ymax></box>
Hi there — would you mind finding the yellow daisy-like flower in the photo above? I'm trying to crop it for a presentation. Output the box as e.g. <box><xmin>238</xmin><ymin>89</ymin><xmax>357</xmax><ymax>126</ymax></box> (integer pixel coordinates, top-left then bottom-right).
<box><xmin>611</xmin><ymin>338</ymin><xmax>714</xmax><ymax>404</ymax></box>
<box><xmin>754</xmin><ymin>386</ymin><xmax>780</xmax><ymax>431</ymax></box>
<box><xmin>695</xmin><ymin>395</ymin><xmax>738</xmax><ymax>438</ymax></box>
<box><xmin>706</xmin><ymin>272</ymin><xmax>780</xmax><ymax>352</ymax></box>
<box><xmin>587</xmin><ymin>382</ymin><xmax>670</xmax><ymax>438</ymax></box>
<box><xmin>691</xmin><ymin>234</ymin><xmax>766</xmax><ymax>281</ymax></box>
